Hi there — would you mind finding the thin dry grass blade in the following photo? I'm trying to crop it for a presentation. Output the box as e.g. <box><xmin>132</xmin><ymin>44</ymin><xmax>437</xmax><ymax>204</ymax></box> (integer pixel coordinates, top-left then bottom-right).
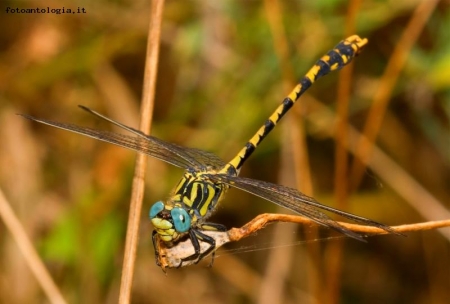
<box><xmin>119</xmin><ymin>0</ymin><xmax>165</xmax><ymax>303</ymax></box>
<box><xmin>349</xmin><ymin>0</ymin><xmax>440</xmax><ymax>189</ymax></box>
<box><xmin>328</xmin><ymin>0</ymin><xmax>362</xmax><ymax>302</ymax></box>
<box><xmin>0</xmin><ymin>188</ymin><xmax>67</xmax><ymax>304</ymax></box>
<box><xmin>261</xmin><ymin>0</ymin><xmax>315</xmax><ymax>303</ymax></box>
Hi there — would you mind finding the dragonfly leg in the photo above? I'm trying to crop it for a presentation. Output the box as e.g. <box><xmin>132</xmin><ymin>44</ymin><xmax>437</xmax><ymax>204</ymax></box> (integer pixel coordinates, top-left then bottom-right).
<box><xmin>152</xmin><ymin>230</ymin><xmax>163</xmax><ymax>268</ymax></box>
<box><xmin>191</xmin><ymin>229</ymin><xmax>216</xmax><ymax>264</ymax></box>
<box><xmin>199</xmin><ymin>222</ymin><xmax>227</xmax><ymax>267</ymax></box>
<box><xmin>200</xmin><ymin>222</ymin><xmax>227</xmax><ymax>232</ymax></box>
<box><xmin>177</xmin><ymin>229</ymin><xmax>203</xmax><ymax>267</ymax></box>
<box><xmin>178</xmin><ymin>224</ymin><xmax>226</xmax><ymax>267</ymax></box>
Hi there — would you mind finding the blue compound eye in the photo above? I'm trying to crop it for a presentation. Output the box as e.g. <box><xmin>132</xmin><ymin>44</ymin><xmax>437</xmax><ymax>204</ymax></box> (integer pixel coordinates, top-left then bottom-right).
<box><xmin>149</xmin><ymin>201</ymin><xmax>165</xmax><ymax>219</ymax></box>
<box><xmin>171</xmin><ymin>208</ymin><xmax>191</xmax><ymax>233</ymax></box>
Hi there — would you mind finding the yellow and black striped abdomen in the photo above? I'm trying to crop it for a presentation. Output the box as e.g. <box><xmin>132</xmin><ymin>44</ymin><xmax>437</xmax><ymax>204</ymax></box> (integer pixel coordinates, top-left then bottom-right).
<box><xmin>220</xmin><ymin>35</ymin><xmax>367</xmax><ymax>175</ymax></box>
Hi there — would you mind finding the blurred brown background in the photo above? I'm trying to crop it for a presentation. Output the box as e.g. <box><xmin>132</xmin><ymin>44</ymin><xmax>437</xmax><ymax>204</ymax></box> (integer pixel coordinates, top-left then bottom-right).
<box><xmin>0</xmin><ymin>0</ymin><xmax>449</xmax><ymax>303</ymax></box>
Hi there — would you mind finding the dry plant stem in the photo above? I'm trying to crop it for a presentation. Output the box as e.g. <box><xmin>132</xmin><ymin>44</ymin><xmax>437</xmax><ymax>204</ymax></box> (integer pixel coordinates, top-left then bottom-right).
<box><xmin>119</xmin><ymin>0</ymin><xmax>164</xmax><ymax>303</ymax></box>
<box><xmin>350</xmin><ymin>0</ymin><xmax>439</xmax><ymax>190</ymax></box>
<box><xmin>328</xmin><ymin>1</ymin><xmax>361</xmax><ymax>303</ymax></box>
<box><xmin>228</xmin><ymin>214</ymin><xmax>450</xmax><ymax>239</ymax></box>
<box><xmin>260</xmin><ymin>0</ymin><xmax>306</xmax><ymax>303</ymax></box>
<box><xmin>0</xmin><ymin>188</ymin><xmax>67</xmax><ymax>304</ymax></box>
<box><xmin>158</xmin><ymin>214</ymin><xmax>450</xmax><ymax>269</ymax></box>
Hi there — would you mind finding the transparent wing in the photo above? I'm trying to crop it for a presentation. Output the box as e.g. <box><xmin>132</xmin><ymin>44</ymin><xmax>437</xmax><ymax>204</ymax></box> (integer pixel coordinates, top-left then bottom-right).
<box><xmin>19</xmin><ymin>106</ymin><xmax>226</xmax><ymax>171</ymax></box>
<box><xmin>207</xmin><ymin>174</ymin><xmax>396</xmax><ymax>241</ymax></box>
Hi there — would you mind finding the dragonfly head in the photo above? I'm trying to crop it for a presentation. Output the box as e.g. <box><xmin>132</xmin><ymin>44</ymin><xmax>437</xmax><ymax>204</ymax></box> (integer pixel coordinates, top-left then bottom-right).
<box><xmin>149</xmin><ymin>201</ymin><xmax>191</xmax><ymax>243</ymax></box>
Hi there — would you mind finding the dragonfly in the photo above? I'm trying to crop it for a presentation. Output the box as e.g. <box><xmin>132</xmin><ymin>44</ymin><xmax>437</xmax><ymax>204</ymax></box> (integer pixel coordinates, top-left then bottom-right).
<box><xmin>20</xmin><ymin>35</ymin><xmax>396</xmax><ymax>268</ymax></box>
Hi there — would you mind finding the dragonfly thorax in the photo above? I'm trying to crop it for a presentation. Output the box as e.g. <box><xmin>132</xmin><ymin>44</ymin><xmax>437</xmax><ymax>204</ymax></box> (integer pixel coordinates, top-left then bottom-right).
<box><xmin>173</xmin><ymin>171</ymin><xmax>228</xmax><ymax>218</ymax></box>
<box><xmin>149</xmin><ymin>171</ymin><xmax>229</xmax><ymax>244</ymax></box>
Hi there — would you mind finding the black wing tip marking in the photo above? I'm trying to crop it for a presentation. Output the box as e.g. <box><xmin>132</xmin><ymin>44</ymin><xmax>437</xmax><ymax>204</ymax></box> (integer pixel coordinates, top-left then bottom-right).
<box><xmin>337</xmin><ymin>228</ymin><xmax>368</xmax><ymax>242</ymax></box>
<box><xmin>78</xmin><ymin>105</ymin><xmax>103</xmax><ymax>118</ymax></box>
<box><xmin>78</xmin><ymin>104</ymin><xmax>92</xmax><ymax>113</ymax></box>
<box><xmin>378</xmin><ymin>225</ymin><xmax>405</xmax><ymax>237</ymax></box>
<box><xmin>17</xmin><ymin>113</ymin><xmax>33</xmax><ymax>120</ymax></box>
<box><xmin>78</xmin><ymin>105</ymin><xmax>104</xmax><ymax>119</ymax></box>
<box><xmin>77</xmin><ymin>105</ymin><xmax>151</xmax><ymax>139</ymax></box>
<box><xmin>18</xmin><ymin>113</ymin><xmax>46</xmax><ymax>124</ymax></box>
